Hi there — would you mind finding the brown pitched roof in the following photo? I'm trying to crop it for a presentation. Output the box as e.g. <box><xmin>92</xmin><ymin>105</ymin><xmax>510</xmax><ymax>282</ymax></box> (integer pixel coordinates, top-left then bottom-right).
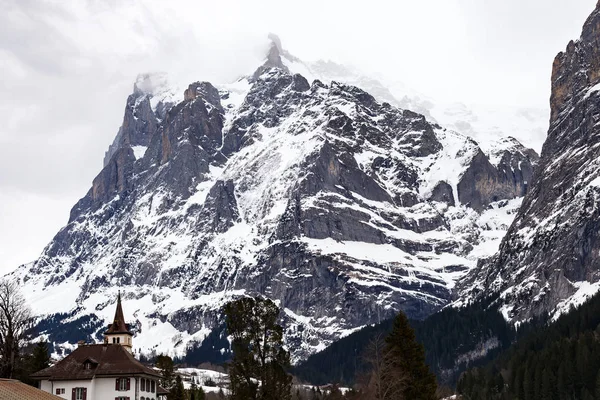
<box><xmin>105</xmin><ymin>292</ymin><xmax>133</xmax><ymax>335</ymax></box>
<box><xmin>157</xmin><ymin>385</ymin><xmax>170</xmax><ymax>394</ymax></box>
<box><xmin>31</xmin><ymin>344</ymin><xmax>161</xmax><ymax>381</ymax></box>
<box><xmin>0</xmin><ymin>379</ymin><xmax>63</xmax><ymax>400</ymax></box>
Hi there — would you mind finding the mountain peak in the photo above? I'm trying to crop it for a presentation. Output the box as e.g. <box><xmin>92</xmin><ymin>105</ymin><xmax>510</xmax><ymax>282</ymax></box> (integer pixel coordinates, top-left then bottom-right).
<box><xmin>267</xmin><ymin>32</ymin><xmax>283</xmax><ymax>54</ymax></box>
<box><xmin>132</xmin><ymin>72</ymin><xmax>177</xmax><ymax>100</ymax></box>
<box><xmin>251</xmin><ymin>33</ymin><xmax>292</xmax><ymax>80</ymax></box>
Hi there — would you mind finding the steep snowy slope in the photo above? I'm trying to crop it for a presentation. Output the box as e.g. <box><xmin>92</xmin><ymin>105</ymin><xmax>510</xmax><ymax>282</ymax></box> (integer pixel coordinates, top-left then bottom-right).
<box><xmin>12</xmin><ymin>39</ymin><xmax>537</xmax><ymax>361</ymax></box>
<box><xmin>457</xmin><ymin>1</ymin><xmax>600</xmax><ymax>323</ymax></box>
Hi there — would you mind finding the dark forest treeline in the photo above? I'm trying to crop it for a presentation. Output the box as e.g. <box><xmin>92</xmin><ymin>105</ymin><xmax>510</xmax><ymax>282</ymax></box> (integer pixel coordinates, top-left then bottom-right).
<box><xmin>294</xmin><ymin>298</ymin><xmax>518</xmax><ymax>386</ymax></box>
<box><xmin>457</xmin><ymin>292</ymin><xmax>600</xmax><ymax>400</ymax></box>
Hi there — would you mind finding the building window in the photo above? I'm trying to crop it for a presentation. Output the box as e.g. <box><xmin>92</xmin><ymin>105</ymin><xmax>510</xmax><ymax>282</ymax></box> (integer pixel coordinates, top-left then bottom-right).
<box><xmin>116</xmin><ymin>377</ymin><xmax>130</xmax><ymax>391</ymax></box>
<box><xmin>141</xmin><ymin>378</ymin><xmax>145</xmax><ymax>391</ymax></box>
<box><xmin>55</xmin><ymin>388</ymin><xmax>65</xmax><ymax>394</ymax></box>
<box><xmin>151</xmin><ymin>380</ymin><xmax>155</xmax><ymax>393</ymax></box>
<box><xmin>74</xmin><ymin>387</ymin><xmax>86</xmax><ymax>400</ymax></box>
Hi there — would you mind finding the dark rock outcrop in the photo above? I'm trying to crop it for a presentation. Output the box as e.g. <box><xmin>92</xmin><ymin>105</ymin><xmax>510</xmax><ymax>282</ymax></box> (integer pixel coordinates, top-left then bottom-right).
<box><xmin>457</xmin><ymin>2</ymin><xmax>600</xmax><ymax>322</ymax></box>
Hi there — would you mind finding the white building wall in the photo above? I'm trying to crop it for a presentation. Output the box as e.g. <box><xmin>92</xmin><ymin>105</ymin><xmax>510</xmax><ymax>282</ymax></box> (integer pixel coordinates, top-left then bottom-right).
<box><xmin>95</xmin><ymin>376</ymin><xmax>136</xmax><ymax>400</ymax></box>
<box><xmin>40</xmin><ymin>380</ymin><xmax>52</xmax><ymax>394</ymax></box>
<box><xmin>46</xmin><ymin>379</ymin><xmax>93</xmax><ymax>400</ymax></box>
<box><xmin>39</xmin><ymin>376</ymin><xmax>158</xmax><ymax>399</ymax></box>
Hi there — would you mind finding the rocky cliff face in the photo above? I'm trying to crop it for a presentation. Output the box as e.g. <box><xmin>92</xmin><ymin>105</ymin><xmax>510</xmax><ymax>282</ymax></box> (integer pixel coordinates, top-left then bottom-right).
<box><xmin>14</xmin><ymin>39</ymin><xmax>537</xmax><ymax>361</ymax></box>
<box><xmin>457</xmin><ymin>2</ymin><xmax>600</xmax><ymax>322</ymax></box>
<box><xmin>103</xmin><ymin>73</ymin><xmax>180</xmax><ymax>167</ymax></box>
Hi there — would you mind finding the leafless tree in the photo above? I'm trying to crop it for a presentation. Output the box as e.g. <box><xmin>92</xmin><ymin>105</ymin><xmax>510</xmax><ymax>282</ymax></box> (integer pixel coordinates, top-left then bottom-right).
<box><xmin>361</xmin><ymin>333</ymin><xmax>407</xmax><ymax>400</ymax></box>
<box><xmin>0</xmin><ymin>279</ymin><xmax>33</xmax><ymax>378</ymax></box>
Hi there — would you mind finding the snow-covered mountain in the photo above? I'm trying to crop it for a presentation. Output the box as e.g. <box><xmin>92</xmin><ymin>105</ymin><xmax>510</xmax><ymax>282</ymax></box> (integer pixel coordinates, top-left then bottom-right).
<box><xmin>12</xmin><ymin>37</ymin><xmax>538</xmax><ymax>361</ymax></box>
<box><xmin>457</xmin><ymin>1</ymin><xmax>600</xmax><ymax>324</ymax></box>
<box><xmin>272</xmin><ymin>33</ymin><xmax>548</xmax><ymax>155</ymax></box>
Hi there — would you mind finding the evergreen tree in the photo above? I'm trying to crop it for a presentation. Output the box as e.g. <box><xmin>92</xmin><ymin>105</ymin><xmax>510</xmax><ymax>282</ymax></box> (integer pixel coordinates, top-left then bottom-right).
<box><xmin>533</xmin><ymin>363</ymin><xmax>543</xmax><ymax>400</ymax></box>
<box><xmin>17</xmin><ymin>340</ymin><xmax>51</xmax><ymax>386</ymax></box>
<box><xmin>595</xmin><ymin>369</ymin><xmax>600</xmax><ymax>400</ymax></box>
<box><xmin>540</xmin><ymin>367</ymin><xmax>554</xmax><ymax>400</ymax></box>
<box><xmin>170</xmin><ymin>374</ymin><xmax>185</xmax><ymax>400</ymax></box>
<box><xmin>156</xmin><ymin>354</ymin><xmax>176</xmax><ymax>389</ymax></box>
<box><xmin>383</xmin><ymin>312</ymin><xmax>437</xmax><ymax>400</ymax></box>
<box><xmin>224</xmin><ymin>297</ymin><xmax>292</xmax><ymax>400</ymax></box>
<box><xmin>30</xmin><ymin>341</ymin><xmax>50</xmax><ymax>373</ymax></box>
<box><xmin>189</xmin><ymin>378</ymin><xmax>206</xmax><ymax>400</ymax></box>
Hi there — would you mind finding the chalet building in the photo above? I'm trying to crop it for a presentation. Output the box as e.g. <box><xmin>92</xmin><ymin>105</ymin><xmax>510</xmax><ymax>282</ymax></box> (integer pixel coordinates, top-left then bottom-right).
<box><xmin>32</xmin><ymin>293</ymin><xmax>165</xmax><ymax>400</ymax></box>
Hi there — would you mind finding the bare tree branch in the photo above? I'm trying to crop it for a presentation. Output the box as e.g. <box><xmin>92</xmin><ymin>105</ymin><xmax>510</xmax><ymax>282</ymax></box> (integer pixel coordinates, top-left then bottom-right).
<box><xmin>0</xmin><ymin>279</ymin><xmax>33</xmax><ymax>378</ymax></box>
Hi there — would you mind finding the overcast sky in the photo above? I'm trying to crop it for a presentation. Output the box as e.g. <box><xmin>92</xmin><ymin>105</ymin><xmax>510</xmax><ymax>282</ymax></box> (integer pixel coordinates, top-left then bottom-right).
<box><xmin>0</xmin><ymin>0</ymin><xmax>596</xmax><ymax>274</ymax></box>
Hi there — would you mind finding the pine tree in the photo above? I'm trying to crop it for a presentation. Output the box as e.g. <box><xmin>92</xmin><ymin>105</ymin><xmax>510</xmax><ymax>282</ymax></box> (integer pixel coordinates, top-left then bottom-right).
<box><xmin>156</xmin><ymin>354</ymin><xmax>176</xmax><ymax>389</ymax></box>
<box><xmin>190</xmin><ymin>378</ymin><xmax>198</xmax><ymax>400</ymax></box>
<box><xmin>170</xmin><ymin>374</ymin><xmax>185</xmax><ymax>400</ymax></box>
<box><xmin>224</xmin><ymin>297</ymin><xmax>292</xmax><ymax>400</ymax></box>
<box><xmin>595</xmin><ymin>369</ymin><xmax>600</xmax><ymax>400</ymax></box>
<box><xmin>540</xmin><ymin>367</ymin><xmax>554</xmax><ymax>400</ymax></box>
<box><xmin>30</xmin><ymin>341</ymin><xmax>50</xmax><ymax>373</ymax></box>
<box><xmin>383</xmin><ymin>311</ymin><xmax>437</xmax><ymax>400</ymax></box>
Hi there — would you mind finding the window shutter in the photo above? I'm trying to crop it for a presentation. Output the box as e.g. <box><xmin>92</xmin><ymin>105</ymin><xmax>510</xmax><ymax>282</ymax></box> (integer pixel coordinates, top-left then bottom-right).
<box><xmin>126</xmin><ymin>378</ymin><xmax>130</xmax><ymax>390</ymax></box>
<box><xmin>71</xmin><ymin>388</ymin><xmax>76</xmax><ymax>400</ymax></box>
<box><xmin>115</xmin><ymin>378</ymin><xmax>119</xmax><ymax>390</ymax></box>
<box><xmin>83</xmin><ymin>388</ymin><xmax>87</xmax><ymax>400</ymax></box>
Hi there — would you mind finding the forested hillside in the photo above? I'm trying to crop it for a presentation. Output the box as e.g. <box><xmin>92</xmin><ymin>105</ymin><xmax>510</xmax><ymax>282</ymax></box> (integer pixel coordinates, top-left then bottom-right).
<box><xmin>294</xmin><ymin>299</ymin><xmax>517</xmax><ymax>386</ymax></box>
<box><xmin>457</xmin><ymin>292</ymin><xmax>600</xmax><ymax>400</ymax></box>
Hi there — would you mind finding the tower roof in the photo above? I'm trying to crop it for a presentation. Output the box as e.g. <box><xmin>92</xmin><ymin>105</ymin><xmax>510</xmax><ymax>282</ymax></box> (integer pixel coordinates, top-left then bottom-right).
<box><xmin>105</xmin><ymin>292</ymin><xmax>132</xmax><ymax>336</ymax></box>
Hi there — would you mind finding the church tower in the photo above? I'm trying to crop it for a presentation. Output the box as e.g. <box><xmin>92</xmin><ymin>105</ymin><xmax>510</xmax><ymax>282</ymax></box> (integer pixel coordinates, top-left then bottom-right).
<box><xmin>104</xmin><ymin>291</ymin><xmax>133</xmax><ymax>353</ymax></box>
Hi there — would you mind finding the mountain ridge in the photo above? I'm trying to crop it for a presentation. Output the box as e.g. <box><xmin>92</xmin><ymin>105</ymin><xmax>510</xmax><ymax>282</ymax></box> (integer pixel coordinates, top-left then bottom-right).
<box><xmin>12</xmin><ymin>36</ymin><xmax>538</xmax><ymax>362</ymax></box>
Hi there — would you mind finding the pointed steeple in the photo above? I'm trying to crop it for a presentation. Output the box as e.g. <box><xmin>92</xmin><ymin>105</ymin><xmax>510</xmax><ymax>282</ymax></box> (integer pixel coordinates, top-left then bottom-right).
<box><xmin>104</xmin><ymin>291</ymin><xmax>133</xmax><ymax>352</ymax></box>
<box><xmin>105</xmin><ymin>291</ymin><xmax>131</xmax><ymax>335</ymax></box>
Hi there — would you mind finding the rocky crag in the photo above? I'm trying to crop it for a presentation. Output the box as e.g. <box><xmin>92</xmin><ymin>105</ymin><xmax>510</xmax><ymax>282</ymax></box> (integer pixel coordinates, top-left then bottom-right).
<box><xmin>458</xmin><ymin>1</ymin><xmax>600</xmax><ymax>323</ymax></box>
<box><xmin>13</xmin><ymin>38</ymin><xmax>537</xmax><ymax>361</ymax></box>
